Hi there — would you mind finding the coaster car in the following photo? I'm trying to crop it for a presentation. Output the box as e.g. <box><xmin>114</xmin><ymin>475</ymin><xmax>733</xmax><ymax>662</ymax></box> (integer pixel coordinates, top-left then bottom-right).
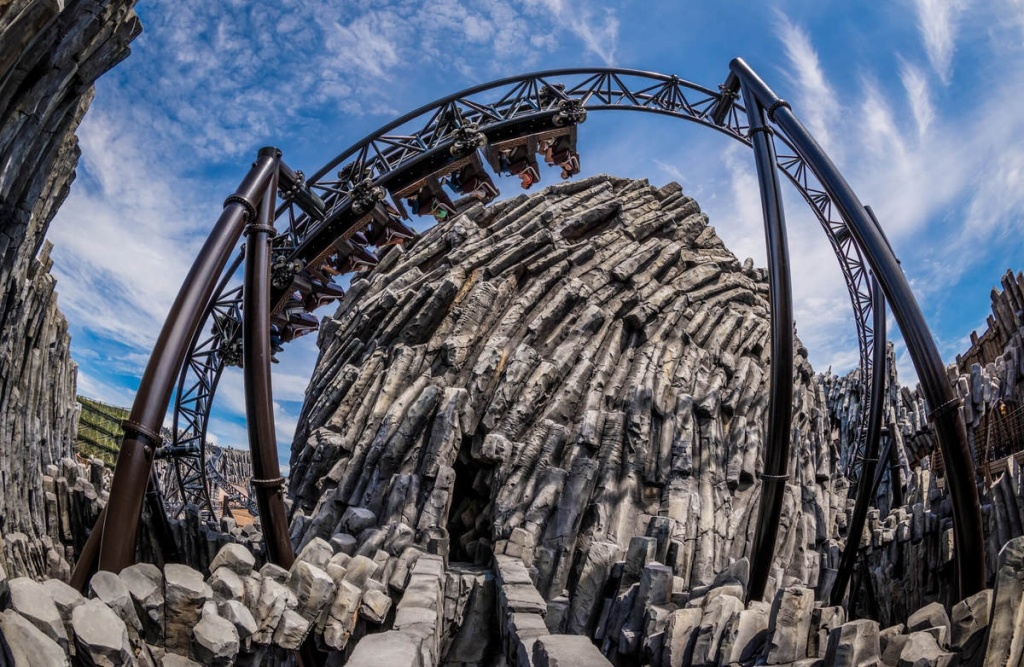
<box><xmin>444</xmin><ymin>152</ymin><xmax>499</xmax><ymax>204</ymax></box>
<box><xmin>485</xmin><ymin>137</ymin><xmax>541</xmax><ymax>190</ymax></box>
<box><xmin>540</xmin><ymin>127</ymin><xmax>581</xmax><ymax>179</ymax></box>
<box><xmin>272</xmin><ymin>292</ymin><xmax>320</xmax><ymax>342</ymax></box>
<box><xmin>393</xmin><ymin>176</ymin><xmax>457</xmax><ymax>222</ymax></box>
<box><xmin>364</xmin><ymin>202</ymin><xmax>418</xmax><ymax>247</ymax></box>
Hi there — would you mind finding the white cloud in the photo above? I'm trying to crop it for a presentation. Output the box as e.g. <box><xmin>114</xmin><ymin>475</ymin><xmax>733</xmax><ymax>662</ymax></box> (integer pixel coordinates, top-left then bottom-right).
<box><xmin>521</xmin><ymin>0</ymin><xmax>620</xmax><ymax>65</ymax></box>
<box><xmin>911</xmin><ymin>0</ymin><xmax>965</xmax><ymax>84</ymax></box>
<box><xmin>49</xmin><ymin>109</ymin><xmax>207</xmax><ymax>351</ymax></box>
<box><xmin>51</xmin><ymin>0</ymin><xmax>1024</xmax><ymax>433</ymax></box>
<box><xmin>775</xmin><ymin>13</ymin><xmax>841</xmax><ymax>161</ymax></box>
<box><xmin>75</xmin><ymin>370</ymin><xmax>138</xmax><ymax>408</ymax></box>
<box><xmin>899</xmin><ymin>60</ymin><xmax>935</xmax><ymax>139</ymax></box>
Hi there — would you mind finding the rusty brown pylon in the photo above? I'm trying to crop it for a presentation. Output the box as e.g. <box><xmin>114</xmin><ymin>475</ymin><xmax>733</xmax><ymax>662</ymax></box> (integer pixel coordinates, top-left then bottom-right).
<box><xmin>71</xmin><ymin>147</ymin><xmax>295</xmax><ymax>586</ymax></box>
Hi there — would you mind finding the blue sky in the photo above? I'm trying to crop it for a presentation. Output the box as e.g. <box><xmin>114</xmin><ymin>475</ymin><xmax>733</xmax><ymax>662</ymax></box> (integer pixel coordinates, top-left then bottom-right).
<box><xmin>49</xmin><ymin>0</ymin><xmax>1024</xmax><ymax>466</ymax></box>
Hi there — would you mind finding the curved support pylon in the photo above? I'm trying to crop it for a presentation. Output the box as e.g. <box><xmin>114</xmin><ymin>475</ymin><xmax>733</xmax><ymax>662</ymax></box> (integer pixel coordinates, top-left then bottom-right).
<box><xmin>830</xmin><ymin>276</ymin><xmax>887</xmax><ymax>606</ymax></box>
<box><xmin>242</xmin><ymin>148</ymin><xmax>294</xmax><ymax>569</ymax></box>
<box><xmin>738</xmin><ymin>80</ymin><xmax>795</xmax><ymax>603</ymax></box>
<box><xmin>729</xmin><ymin>56</ymin><xmax>985</xmax><ymax>598</ymax></box>
<box><xmin>71</xmin><ymin>150</ymin><xmax>280</xmax><ymax>585</ymax></box>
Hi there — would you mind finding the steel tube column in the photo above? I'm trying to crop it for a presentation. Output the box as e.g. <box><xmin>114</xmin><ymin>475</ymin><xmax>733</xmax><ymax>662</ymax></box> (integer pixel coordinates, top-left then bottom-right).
<box><xmin>739</xmin><ymin>82</ymin><xmax>796</xmax><ymax>603</ymax></box>
<box><xmin>730</xmin><ymin>57</ymin><xmax>986</xmax><ymax>597</ymax></box>
<box><xmin>830</xmin><ymin>277</ymin><xmax>887</xmax><ymax>605</ymax></box>
<box><xmin>71</xmin><ymin>150</ymin><xmax>278</xmax><ymax>586</ymax></box>
<box><xmin>242</xmin><ymin>148</ymin><xmax>295</xmax><ymax>570</ymax></box>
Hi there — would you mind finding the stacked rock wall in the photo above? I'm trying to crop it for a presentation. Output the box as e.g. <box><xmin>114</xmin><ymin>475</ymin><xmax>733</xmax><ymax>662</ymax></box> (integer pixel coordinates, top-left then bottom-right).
<box><xmin>821</xmin><ymin>268</ymin><xmax>1024</xmax><ymax>629</ymax></box>
<box><xmin>0</xmin><ymin>0</ymin><xmax>140</xmax><ymax>577</ymax></box>
<box><xmin>4</xmin><ymin>530</ymin><xmax>1018</xmax><ymax>666</ymax></box>
<box><xmin>287</xmin><ymin>176</ymin><xmax>844</xmax><ymax>663</ymax></box>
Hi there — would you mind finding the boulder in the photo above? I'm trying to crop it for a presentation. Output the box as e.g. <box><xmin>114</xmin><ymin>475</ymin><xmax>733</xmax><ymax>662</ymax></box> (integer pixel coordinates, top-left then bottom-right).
<box><xmin>897</xmin><ymin>631</ymin><xmax>952</xmax><ymax>667</ymax></box>
<box><xmin>295</xmin><ymin>537</ymin><xmax>334</xmax><ymax>570</ymax></box>
<box><xmin>272</xmin><ymin>608</ymin><xmax>310</xmax><ymax>650</ymax></box>
<box><xmin>90</xmin><ymin>570</ymin><xmax>144</xmax><ymax>639</ymax></box>
<box><xmin>906</xmin><ymin>601</ymin><xmax>951</xmax><ymax>649</ymax></box>
<box><xmin>218</xmin><ymin>599</ymin><xmax>258</xmax><ymax>642</ymax></box>
<box><xmin>765</xmin><ymin>586</ymin><xmax>815</xmax><ymax>664</ymax></box>
<box><xmin>71</xmin><ymin>598</ymin><xmax>134</xmax><ymax>666</ymax></box>
<box><xmin>533</xmin><ymin>634</ymin><xmax>612</xmax><ymax>666</ymax></box>
<box><xmin>192</xmin><ymin>610</ymin><xmax>239</xmax><ymax>665</ymax></box>
<box><xmin>208</xmin><ymin>567</ymin><xmax>245</xmax><ymax>603</ymax></box>
<box><xmin>288</xmin><ymin>560</ymin><xmax>336</xmax><ymax>622</ymax></box>
<box><xmin>119</xmin><ymin>563</ymin><xmax>165</xmax><ymax>643</ymax></box>
<box><xmin>0</xmin><ymin>609</ymin><xmax>69</xmax><ymax>666</ymax></box>
<box><xmin>346</xmin><ymin>630</ymin><xmax>422</xmax><ymax>666</ymax></box>
<box><xmin>8</xmin><ymin>577</ymin><xmax>68</xmax><ymax>652</ymax></box>
<box><xmin>208</xmin><ymin>544</ymin><xmax>255</xmax><ymax>577</ymax></box>
<box><xmin>163</xmin><ymin>564</ymin><xmax>209</xmax><ymax>655</ymax></box>
<box><xmin>823</xmin><ymin>619</ymin><xmax>881</xmax><ymax>667</ymax></box>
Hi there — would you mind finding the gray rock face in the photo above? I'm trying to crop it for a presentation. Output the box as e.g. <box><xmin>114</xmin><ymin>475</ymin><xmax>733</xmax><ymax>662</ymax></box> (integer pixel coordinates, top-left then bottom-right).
<box><xmin>984</xmin><ymin>536</ymin><xmax>1024</xmax><ymax>666</ymax></box>
<box><xmin>208</xmin><ymin>543</ymin><xmax>255</xmax><ymax>577</ymax></box>
<box><xmin>90</xmin><ymin>570</ymin><xmax>144</xmax><ymax>640</ymax></box>
<box><xmin>898</xmin><ymin>631</ymin><xmax>952</xmax><ymax>667</ymax></box>
<box><xmin>663</xmin><ymin>607</ymin><xmax>702</xmax><ymax>666</ymax></box>
<box><xmin>191</xmin><ymin>610</ymin><xmax>239</xmax><ymax>666</ymax></box>
<box><xmin>208</xmin><ymin>567</ymin><xmax>245</xmax><ymax>603</ymax></box>
<box><xmin>8</xmin><ymin>576</ymin><xmax>68</xmax><ymax>652</ymax></box>
<box><xmin>288</xmin><ymin>560</ymin><xmax>335</xmax><ymax>622</ymax></box>
<box><xmin>906</xmin><ymin>601</ymin><xmax>950</xmax><ymax>649</ymax></box>
<box><xmin>41</xmin><ymin>577</ymin><xmax>86</xmax><ymax>646</ymax></box>
<box><xmin>951</xmin><ymin>589</ymin><xmax>990</xmax><ymax>659</ymax></box>
<box><xmin>119</xmin><ymin>563</ymin><xmax>165</xmax><ymax>644</ymax></box>
<box><xmin>272</xmin><ymin>608</ymin><xmax>310</xmax><ymax>650</ymax></box>
<box><xmin>824</xmin><ymin>619</ymin><xmax>880</xmax><ymax>667</ymax></box>
<box><xmin>321</xmin><ymin>579</ymin><xmax>362</xmax><ymax>650</ymax></box>
<box><xmin>346</xmin><ymin>630</ymin><xmax>423</xmax><ymax>666</ymax></box>
<box><xmin>765</xmin><ymin>586</ymin><xmax>815</xmax><ymax>664</ymax></box>
<box><xmin>254</xmin><ymin>576</ymin><xmax>296</xmax><ymax>645</ymax></box>
<box><xmin>718</xmin><ymin>603</ymin><xmax>770</xmax><ymax>665</ymax></box>
<box><xmin>533</xmin><ymin>634</ymin><xmax>613</xmax><ymax>666</ymax></box>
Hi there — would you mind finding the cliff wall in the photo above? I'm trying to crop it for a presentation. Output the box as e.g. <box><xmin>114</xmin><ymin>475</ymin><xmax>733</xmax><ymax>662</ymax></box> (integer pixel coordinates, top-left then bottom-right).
<box><xmin>0</xmin><ymin>0</ymin><xmax>139</xmax><ymax>575</ymax></box>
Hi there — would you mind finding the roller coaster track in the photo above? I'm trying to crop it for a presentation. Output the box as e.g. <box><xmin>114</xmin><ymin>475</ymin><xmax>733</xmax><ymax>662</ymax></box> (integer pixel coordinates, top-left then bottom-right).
<box><xmin>76</xmin><ymin>59</ymin><xmax>984</xmax><ymax>607</ymax></box>
<box><xmin>166</xmin><ymin>67</ymin><xmax>879</xmax><ymax>522</ymax></box>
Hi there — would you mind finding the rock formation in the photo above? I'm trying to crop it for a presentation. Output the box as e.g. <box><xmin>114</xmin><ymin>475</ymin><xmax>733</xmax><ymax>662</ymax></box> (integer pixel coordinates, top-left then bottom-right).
<box><xmin>0</xmin><ymin>0</ymin><xmax>140</xmax><ymax>576</ymax></box>
<box><xmin>818</xmin><ymin>270</ymin><xmax>1024</xmax><ymax>627</ymax></box>
<box><xmin>281</xmin><ymin>175</ymin><xmax>845</xmax><ymax>662</ymax></box>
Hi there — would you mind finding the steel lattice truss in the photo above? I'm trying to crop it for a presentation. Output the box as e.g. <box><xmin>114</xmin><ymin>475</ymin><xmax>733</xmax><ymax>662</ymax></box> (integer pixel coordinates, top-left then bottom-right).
<box><xmin>165</xmin><ymin>68</ymin><xmax>878</xmax><ymax>520</ymax></box>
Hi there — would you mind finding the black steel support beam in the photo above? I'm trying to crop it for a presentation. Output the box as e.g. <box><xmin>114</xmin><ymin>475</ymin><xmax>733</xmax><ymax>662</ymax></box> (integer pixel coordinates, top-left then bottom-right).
<box><xmin>739</xmin><ymin>82</ymin><xmax>796</xmax><ymax>603</ymax></box>
<box><xmin>831</xmin><ymin>276</ymin><xmax>887</xmax><ymax>606</ymax></box>
<box><xmin>71</xmin><ymin>149</ymin><xmax>278</xmax><ymax>585</ymax></box>
<box><xmin>730</xmin><ymin>56</ymin><xmax>986</xmax><ymax>599</ymax></box>
<box><xmin>242</xmin><ymin>148</ymin><xmax>295</xmax><ymax>571</ymax></box>
<box><xmin>711</xmin><ymin>71</ymin><xmax>740</xmax><ymax>126</ymax></box>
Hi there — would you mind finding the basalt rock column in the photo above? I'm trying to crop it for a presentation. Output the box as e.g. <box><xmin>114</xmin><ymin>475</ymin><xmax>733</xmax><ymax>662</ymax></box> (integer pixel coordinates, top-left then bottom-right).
<box><xmin>289</xmin><ymin>176</ymin><xmax>841</xmax><ymax>656</ymax></box>
<box><xmin>0</xmin><ymin>0</ymin><xmax>140</xmax><ymax>576</ymax></box>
